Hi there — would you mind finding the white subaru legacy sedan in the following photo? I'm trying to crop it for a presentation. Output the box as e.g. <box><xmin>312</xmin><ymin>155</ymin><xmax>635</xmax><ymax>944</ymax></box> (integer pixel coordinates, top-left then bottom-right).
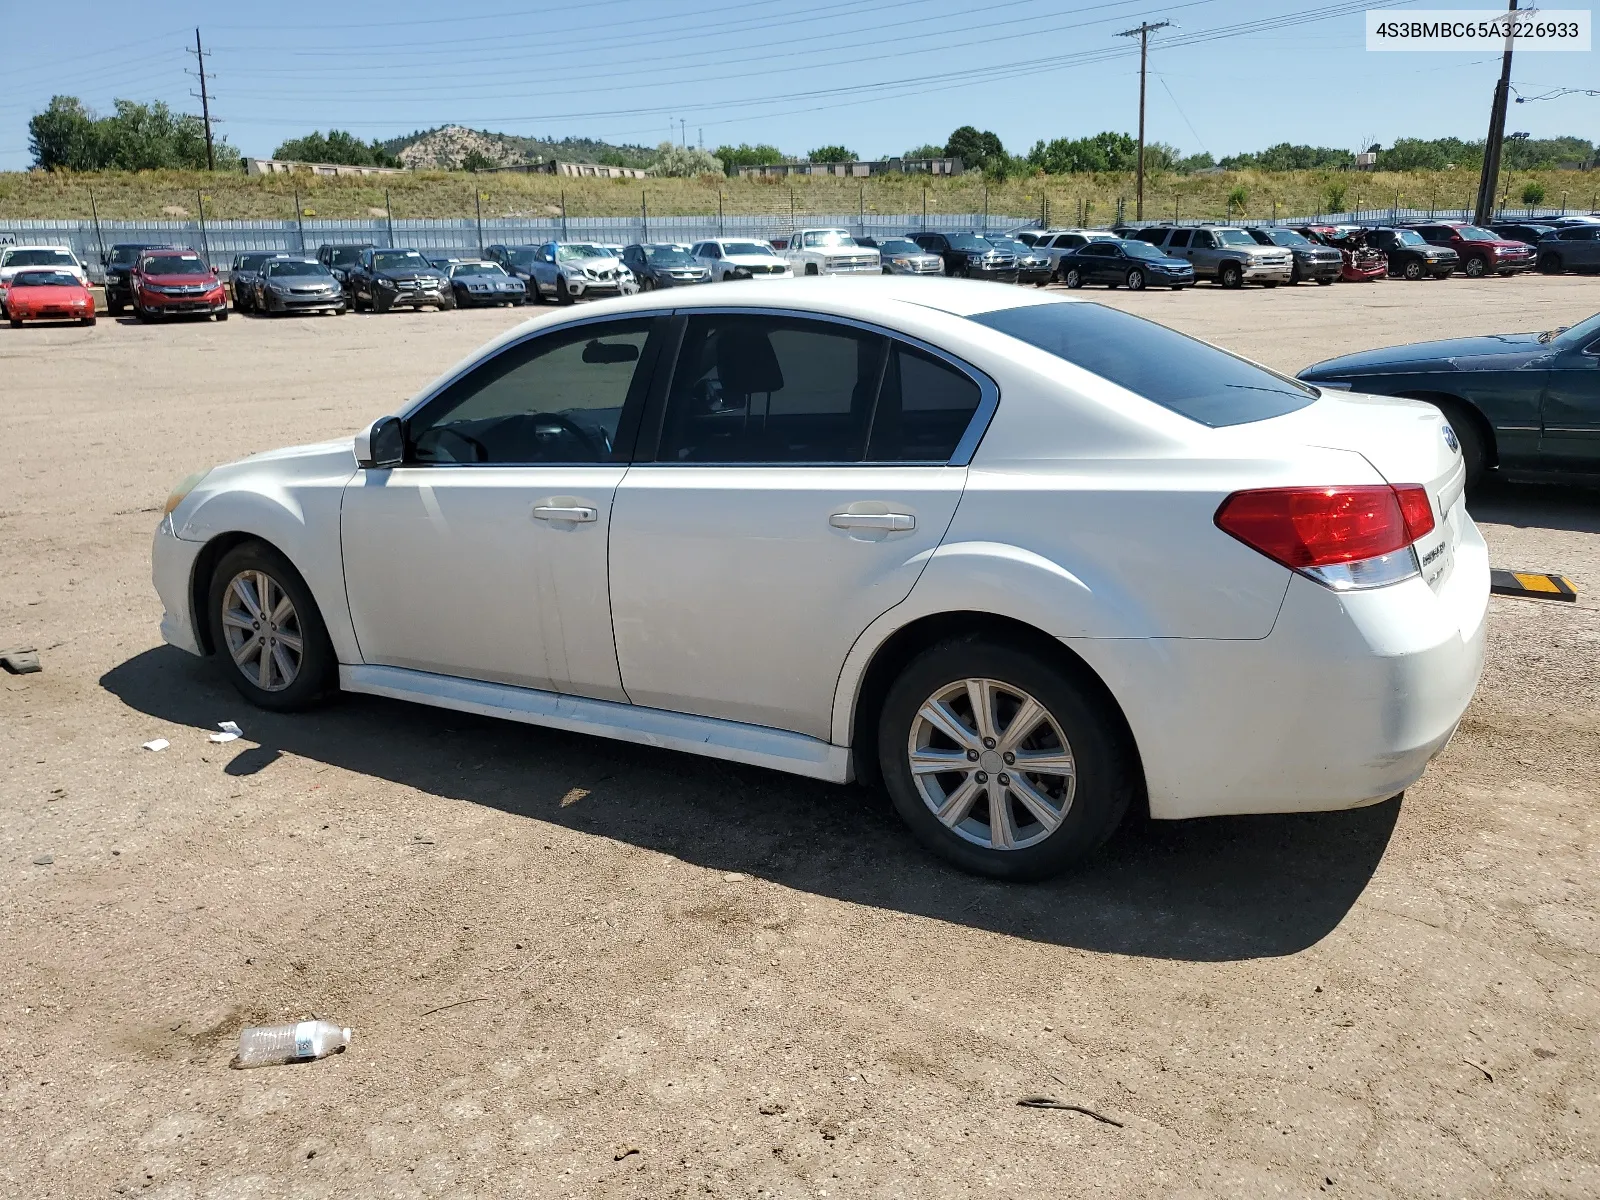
<box><xmin>152</xmin><ymin>278</ymin><xmax>1487</xmax><ymax>879</ymax></box>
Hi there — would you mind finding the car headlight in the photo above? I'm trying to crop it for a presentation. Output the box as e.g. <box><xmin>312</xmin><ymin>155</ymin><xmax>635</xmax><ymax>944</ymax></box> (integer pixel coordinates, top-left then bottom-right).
<box><xmin>163</xmin><ymin>470</ymin><xmax>209</xmax><ymax>517</ymax></box>
<box><xmin>891</xmin><ymin>257</ymin><xmax>910</xmax><ymax>266</ymax></box>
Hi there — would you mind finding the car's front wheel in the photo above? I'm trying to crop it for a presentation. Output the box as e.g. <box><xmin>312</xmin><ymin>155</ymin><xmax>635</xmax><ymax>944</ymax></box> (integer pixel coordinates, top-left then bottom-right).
<box><xmin>1125</xmin><ymin>267</ymin><xmax>1146</xmax><ymax>291</ymax></box>
<box><xmin>1217</xmin><ymin>261</ymin><xmax>1243</xmax><ymax>289</ymax></box>
<box><xmin>1463</xmin><ymin>255</ymin><xmax>1488</xmax><ymax>278</ymax></box>
<box><xmin>878</xmin><ymin>637</ymin><xmax>1136</xmax><ymax>881</ymax></box>
<box><xmin>1539</xmin><ymin>253</ymin><xmax>1563</xmax><ymax>274</ymax></box>
<box><xmin>206</xmin><ymin>541</ymin><xmax>335</xmax><ymax>712</ymax></box>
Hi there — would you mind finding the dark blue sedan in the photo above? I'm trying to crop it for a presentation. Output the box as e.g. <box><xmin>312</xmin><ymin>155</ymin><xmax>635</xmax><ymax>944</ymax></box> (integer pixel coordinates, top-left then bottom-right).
<box><xmin>1297</xmin><ymin>309</ymin><xmax>1600</xmax><ymax>486</ymax></box>
<box><xmin>1056</xmin><ymin>239</ymin><xmax>1194</xmax><ymax>291</ymax></box>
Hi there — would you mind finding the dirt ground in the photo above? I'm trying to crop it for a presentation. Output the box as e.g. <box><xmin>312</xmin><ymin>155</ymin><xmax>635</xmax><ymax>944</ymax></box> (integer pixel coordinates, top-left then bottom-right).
<box><xmin>2</xmin><ymin>275</ymin><xmax>1598</xmax><ymax>1200</ymax></box>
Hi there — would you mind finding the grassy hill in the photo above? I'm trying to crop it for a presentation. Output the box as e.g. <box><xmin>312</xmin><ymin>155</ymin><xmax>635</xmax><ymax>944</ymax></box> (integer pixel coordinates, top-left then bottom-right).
<box><xmin>2</xmin><ymin>166</ymin><xmax>1594</xmax><ymax>223</ymax></box>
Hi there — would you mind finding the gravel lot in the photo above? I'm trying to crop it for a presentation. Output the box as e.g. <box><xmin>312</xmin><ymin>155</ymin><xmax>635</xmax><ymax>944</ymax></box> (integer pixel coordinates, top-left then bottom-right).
<box><xmin>3</xmin><ymin>275</ymin><xmax>1598</xmax><ymax>1199</ymax></box>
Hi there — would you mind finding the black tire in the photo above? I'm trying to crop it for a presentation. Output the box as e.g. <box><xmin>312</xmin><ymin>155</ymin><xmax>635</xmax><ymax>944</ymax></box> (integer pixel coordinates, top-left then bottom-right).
<box><xmin>134</xmin><ymin>302</ymin><xmax>153</xmax><ymax>323</ymax></box>
<box><xmin>1463</xmin><ymin>255</ymin><xmax>1487</xmax><ymax>278</ymax></box>
<box><xmin>1217</xmin><ymin>261</ymin><xmax>1243</xmax><ymax>289</ymax></box>
<box><xmin>216</xmin><ymin>310</ymin><xmax>228</xmax><ymax>321</ymax></box>
<box><xmin>556</xmin><ymin>275</ymin><xmax>574</xmax><ymax>305</ymax></box>
<box><xmin>1063</xmin><ymin>267</ymin><xmax>1083</xmax><ymax>289</ymax></box>
<box><xmin>878</xmin><ymin>636</ymin><xmax>1137</xmax><ymax>881</ymax></box>
<box><xmin>1402</xmin><ymin>259</ymin><xmax>1423</xmax><ymax>280</ymax></box>
<box><xmin>1428</xmin><ymin>401</ymin><xmax>1490</xmax><ymax>490</ymax></box>
<box><xmin>1316</xmin><ymin>278</ymin><xmax>1333</xmax><ymax>286</ymax></box>
<box><xmin>1125</xmin><ymin>267</ymin><xmax>1146</xmax><ymax>291</ymax></box>
<box><xmin>206</xmin><ymin>540</ymin><xmax>336</xmax><ymax>713</ymax></box>
<box><xmin>83</xmin><ymin>315</ymin><xmax>96</xmax><ymax>326</ymax></box>
<box><xmin>805</xmin><ymin>263</ymin><xmax>819</xmax><ymax>277</ymax></box>
<box><xmin>7</xmin><ymin>317</ymin><xmax>20</xmax><ymax>329</ymax></box>
<box><xmin>373</xmin><ymin>291</ymin><xmax>393</xmax><ymax>314</ymax></box>
<box><xmin>106</xmin><ymin>294</ymin><xmax>125</xmax><ymax>316</ymax></box>
<box><xmin>1539</xmin><ymin>253</ymin><xmax>1563</xmax><ymax>275</ymax></box>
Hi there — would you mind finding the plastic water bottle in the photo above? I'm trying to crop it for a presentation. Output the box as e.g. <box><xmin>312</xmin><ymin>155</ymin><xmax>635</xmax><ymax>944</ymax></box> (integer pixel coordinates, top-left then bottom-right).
<box><xmin>232</xmin><ymin>1020</ymin><xmax>351</xmax><ymax>1068</ymax></box>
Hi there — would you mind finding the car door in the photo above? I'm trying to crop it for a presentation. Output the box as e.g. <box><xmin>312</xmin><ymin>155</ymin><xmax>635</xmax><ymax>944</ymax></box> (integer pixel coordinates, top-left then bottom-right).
<box><xmin>1072</xmin><ymin>242</ymin><xmax>1111</xmax><ymax>284</ymax></box>
<box><xmin>1539</xmin><ymin>329</ymin><xmax>1600</xmax><ymax>470</ymax></box>
<box><xmin>340</xmin><ymin>315</ymin><xmax>663</xmax><ymax>699</ymax></box>
<box><xmin>1563</xmin><ymin>226</ymin><xmax>1600</xmax><ymax>269</ymax></box>
<box><xmin>608</xmin><ymin>311</ymin><xmax>989</xmax><ymax>740</ymax></box>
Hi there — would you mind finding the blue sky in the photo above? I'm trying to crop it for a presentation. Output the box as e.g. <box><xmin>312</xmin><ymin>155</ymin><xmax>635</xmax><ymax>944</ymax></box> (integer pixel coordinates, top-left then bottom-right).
<box><xmin>2</xmin><ymin>0</ymin><xmax>1594</xmax><ymax>170</ymax></box>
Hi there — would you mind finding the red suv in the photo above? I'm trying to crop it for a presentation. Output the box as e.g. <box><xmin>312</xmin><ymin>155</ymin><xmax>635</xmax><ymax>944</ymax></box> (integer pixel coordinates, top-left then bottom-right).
<box><xmin>1405</xmin><ymin>222</ymin><xmax>1534</xmax><ymax>279</ymax></box>
<box><xmin>130</xmin><ymin>249</ymin><xmax>229</xmax><ymax>322</ymax></box>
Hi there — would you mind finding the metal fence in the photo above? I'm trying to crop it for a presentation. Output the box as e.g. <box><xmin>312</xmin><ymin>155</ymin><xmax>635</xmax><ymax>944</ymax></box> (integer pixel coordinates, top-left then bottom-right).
<box><xmin>3</xmin><ymin>205</ymin><xmax>1594</xmax><ymax>280</ymax></box>
<box><xmin>0</xmin><ymin>212</ymin><xmax>1036</xmax><ymax>279</ymax></box>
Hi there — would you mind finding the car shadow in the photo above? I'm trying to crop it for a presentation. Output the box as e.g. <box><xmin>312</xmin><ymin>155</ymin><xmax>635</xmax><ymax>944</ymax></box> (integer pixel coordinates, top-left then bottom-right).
<box><xmin>1471</xmin><ymin>477</ymin><xmax>1600</xmax><ymax>536</ymax></box>
<box><xmin>101</xmin><ymin>647</ymin><xmax>1400</xmax><ymax>963</ymax></box>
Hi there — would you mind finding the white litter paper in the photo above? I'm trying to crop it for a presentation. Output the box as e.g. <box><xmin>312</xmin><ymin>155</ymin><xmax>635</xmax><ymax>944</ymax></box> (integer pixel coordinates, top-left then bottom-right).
<box><xmin>142</xmin><ymin>738</ymin><xmax>170</xmax><ymax>752</ymax></box>
<box><xmin>209</xmin><ymin>721</ymin><xmax>243</xmax><ymax>744</ymax></box>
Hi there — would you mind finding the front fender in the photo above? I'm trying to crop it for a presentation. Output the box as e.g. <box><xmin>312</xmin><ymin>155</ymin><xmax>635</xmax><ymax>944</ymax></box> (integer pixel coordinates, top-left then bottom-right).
<box><xmin>174</xmin><ymin>453</ymin><xmax>359</xmax><ymax>662</ymax></box>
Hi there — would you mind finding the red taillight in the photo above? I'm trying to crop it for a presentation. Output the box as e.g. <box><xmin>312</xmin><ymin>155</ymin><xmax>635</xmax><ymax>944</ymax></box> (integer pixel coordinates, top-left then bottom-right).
<box><xmin>1215</xmin><ymin>484</ymin><xmax>1432</xmax><ymax>569</ymax></box>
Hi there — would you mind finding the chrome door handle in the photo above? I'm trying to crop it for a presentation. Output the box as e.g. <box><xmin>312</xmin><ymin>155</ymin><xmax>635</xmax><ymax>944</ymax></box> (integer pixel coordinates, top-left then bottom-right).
<box><xmin>532</xmin><ymin>505</ymin><xmax>597</xmax><ymax>522</ymax></box>
<box><xmin>830</xmin><ymin>512</ymin><xmax>915</xmax><ymax>532</ymax></box>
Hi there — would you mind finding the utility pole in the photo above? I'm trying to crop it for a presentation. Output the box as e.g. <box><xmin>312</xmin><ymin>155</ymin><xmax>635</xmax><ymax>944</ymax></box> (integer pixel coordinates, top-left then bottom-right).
<box><xmin>1117</xmin><ymin>19</ymin><xmax>1169</xmax><ymax>221</ymax></box>
<box><xmin>1474</xmin><ymin>0</ymin><xmax>1519</xmax><ymax>226</ymax></box>
<box><xmin>681</xmin><ymin>118</ymin><xmax>687</xmax><ymax>147</ymax></box>
<box><xmin>188</xmin><ymin>28</ymin><xmax>216</xmax><ymax>171</ymax></box>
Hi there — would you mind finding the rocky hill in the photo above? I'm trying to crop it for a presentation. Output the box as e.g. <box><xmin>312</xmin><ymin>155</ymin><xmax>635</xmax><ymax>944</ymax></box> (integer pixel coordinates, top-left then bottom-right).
<box><xmin>382</xmin><ymin>125</ymin><xmax>656</xmax><ymax>170</ymax></box>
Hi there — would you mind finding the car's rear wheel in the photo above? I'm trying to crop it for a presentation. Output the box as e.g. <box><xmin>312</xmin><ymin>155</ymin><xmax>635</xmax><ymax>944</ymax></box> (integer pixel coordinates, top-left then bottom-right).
<box><xmin>107</xmin><ymin>296</ymin><xmax>124</xmax><ymax>316</ymax></box>
<box><xmin>1217</xmin><ymin>261</ymin><xmax>1243</xmax><ymax>289</ymax></box>
<box><xmin>206</xmin><ymin>541</ymin><xmax>335</xmax><ymax>712</ymax></box>
<box><xmin>1463</xmin><ymin>255</ymin><xmax>1487</xmax><ymax>278</ymax></box>
<box><xmin>1063</xmin><ymin>267</ymin><xmax>1083</xmax><ymax>289</ymax></box>
<box><xmin>1125</xmin><ymin>267</ymin><xmax>1146</xmax><ymax>291</ymax></box>
<box><xmin>1539</xmin><ymin>253</ymin><xmax>1563</xmax><ymax>274</ymax></box>
<box><xmin>878</xmin><ymin>637</ymin><xmax>1136</xmax><ymax>881</ymax></box>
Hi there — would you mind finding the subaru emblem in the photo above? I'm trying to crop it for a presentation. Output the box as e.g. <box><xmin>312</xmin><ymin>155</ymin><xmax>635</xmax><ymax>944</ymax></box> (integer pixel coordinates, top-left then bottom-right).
<box><xmin>1443</xmin><ymin>425</ymin><xmax>1459</xmax><ymax>453</ymax></box>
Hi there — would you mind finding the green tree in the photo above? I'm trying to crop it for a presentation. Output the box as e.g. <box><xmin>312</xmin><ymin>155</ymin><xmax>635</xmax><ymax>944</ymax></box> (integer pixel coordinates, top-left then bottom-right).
<box><xmin>273</xmin><ymin>130</ymin><xmax>398</xmax><ymax>167</ymax></box>
<box><xmin>28</xmin><ymin>96</ymin><xmax>102</xmax><ymax>170</ymax></box>
<box><xmin>1323</xmin><ymin>182</ymin><xmax>1349</xmax><ymax>213</ymax></box>
<box><xmin>713</xmin><ymin>142</ymin><xmax>786</xmax><ymax>174</ymax></box>
<box><xmin>650</xmin><ymin>142</ymin><xmax>724</xmax><ymax>177</ymax></box>
<box><xmin>1521</xmin><ymin>181</ymin><xmax>1547</xmax><ymax>205</ymax></box>
<box><xmin>461</xmin><ymin>149</ymin><xmax>497</xmax><ymax>172</ymax></box>
<box><xmin>1026</xmin><ymin>131</ymin><xmax>1136</xmax><ymax>174</ymax></box>
<box><xmin>1226</xmin><ymin>185</ymin><xmax>1249</xmax><ymax>216</ymax></box>
<box><xmin>902</xmin><ymin>143</ymin><xmax>946</xmax><ymax>159</ymax></box>
<box><xmin>944</xmin><ymin>126</ymin><xmax>1005</xmax><ymax>172</ymax></box>
<box><xmin>807</xmin><ymin>145</ymin><xmax>855</xmax><ymax>163</ymax></box>
<box><xmin>1176</xmin><ymin>151</ymin><xmax>1215</xmax><ymax>173</ymax></box>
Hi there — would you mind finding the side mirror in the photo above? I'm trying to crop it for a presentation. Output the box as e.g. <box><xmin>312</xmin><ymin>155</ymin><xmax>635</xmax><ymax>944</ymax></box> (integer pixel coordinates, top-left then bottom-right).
<box><xmin>355</xmin><ymin>415</ymin><xmax>405</xmax><ymax>468</ymax></box>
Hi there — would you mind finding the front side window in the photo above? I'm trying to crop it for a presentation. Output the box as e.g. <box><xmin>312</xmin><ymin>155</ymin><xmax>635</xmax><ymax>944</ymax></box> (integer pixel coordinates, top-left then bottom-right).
<box><xmin>408</xmin><ymin>319</ymin><xmax>653</xmax><ymax>465</ymax></box>
<box><xmin>970</xmin><ymin>302</ymin><xmax>1317</xmax><ymax>428</ymax></box>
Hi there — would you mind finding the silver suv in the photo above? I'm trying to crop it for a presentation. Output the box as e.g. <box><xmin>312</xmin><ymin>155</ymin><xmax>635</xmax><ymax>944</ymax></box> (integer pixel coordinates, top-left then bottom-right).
<box><xmin>1137</xmin><ymin>225</ymin><xmax>1293</xmax><ymax>288</ymax></box>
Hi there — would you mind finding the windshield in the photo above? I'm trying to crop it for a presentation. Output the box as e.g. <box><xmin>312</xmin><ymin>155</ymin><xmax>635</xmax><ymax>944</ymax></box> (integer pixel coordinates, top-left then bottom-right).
<box><xmin>374</xmin><ymin>250</ymin><xmax>428</xmax><ymax>271</ymax></box>
<box><xmin>875</xmin><ymin>238</ymin><xmax>923</xmax><ymax>256</ymax></box>
<box><xmin>112</xmin><ymin>245</ymin><xmax>157</xmax><ymax>265</ymax></box>
<box><xmin>986</xmin><ymin>238</ymin><xmax>1029</xmax><ymax>254</ymax></box>
<box><xmin>453</xmin><ymin>262</ymin><xmax>506</xmax><ymax>276</ymax></box>
<box><xmin>947</xmin><ymin>234</ymin><xmax>993</xmax><ymax>252</ymax></box>
<box><xmin>801</xmin><ymin>230</ymin><xmax>855</xmax><ymax>249</ymax></box>
<box><xmin>1457</xmin><ymin>226</ymin><xmax>1497</xmax><ymax>242</ymax></box>
<box><xmin>328</xmin><ymin>247</ymin><xmax>365</xmax><ymax>265</ymax></box>
<box><xmin>1391</xmin><ymin>229</ymin><xmax>1426</xmax><ymax>246</ymax></box>
<box><xmin>142</xmin><ymin>254</ymin><xmax>209</xmax><ymax>275</ymax></box>
<box><xmin>722</xmin><ymin>241</ymin><xmax>777</xmax><ymax>257</ymax></box>
<box><xmin>1544</xmin><ymin>311</ymin><xmax>1600</xmax><ymax>347</ymax></box>
<box><xmin>1121</xmin><ymin>240</ymin><xmax>1168</xmax><ymax>260</ymax></box>
<box><xmin>12</xmin><ymin>270</ymin><xmax>79</xmax><ymax>287</ymax></box>
<box><xmin>645</xmin><ymin>248</ymin><xmax>696</xmax><ymax>266</ymax></box>
<box><xmin>969</xmin><ymin>301</ymin><xmax>1317</xmax><ymax>427</ymax></box>
<box><xmin>236</xmin><ymin>254</ymin><xmax>272</xmax><ymax>271</ymax></box>
<box><xmin>556</xmin><ymin>244</ymin><xmax>608</xmax><ymax>261</ymax></box>
<box><xmin>4</xmin><ymin>248</ymin><xmax>75</xmax><ymax>268</ymax></box>
<box><xmin>1264</xmin><ymin>229</ymin><xmax>1312</xmax><ymax>248</ymax></box>
<box><xmin>506</xmin><ymin>249</ymin><xmax>538</xmax><ymax>270</ymax></box>
<box><xmin>266</xmin><ymin>261</ymin><xmax>331</xmax><ymax>278</ymax></box>
<box><xmin>1215</xmin><ymin>229</ymin><xmax>1256</xmax><ymax>247</ymax></box>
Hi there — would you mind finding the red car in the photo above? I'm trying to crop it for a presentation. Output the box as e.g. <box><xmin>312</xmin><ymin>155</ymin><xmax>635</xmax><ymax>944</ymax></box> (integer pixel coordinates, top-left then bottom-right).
<box><xmin>130</xmin><ymin>249</ymin><xmax>229</xmax><ymax>322</ymax></box>
<box><xmin>1404</xmin><ymin>222</ymin><xmax>1535</xmax><ymax>278</ymax></box>
<box><xmin>1293</xmin><ymin>225</ymin><xmax>1388</xmax><ymax>282</ymax></box>
<box><xmin>5</xmin><ymin>268</ymin><xmax>95</xmax><ymax>327</ymax></box>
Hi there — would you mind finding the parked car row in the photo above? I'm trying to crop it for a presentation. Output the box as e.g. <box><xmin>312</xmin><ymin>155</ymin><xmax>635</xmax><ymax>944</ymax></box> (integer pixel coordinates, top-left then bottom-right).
<box><xmin>5</xmin><ymin>215</ymin><xmax>1597</xmax><ymax>330</ymax></box>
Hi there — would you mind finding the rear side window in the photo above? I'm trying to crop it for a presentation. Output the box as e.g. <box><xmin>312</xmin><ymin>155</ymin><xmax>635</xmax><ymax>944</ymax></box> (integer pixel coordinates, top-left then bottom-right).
<box><xmin>657</xmin><ymin>315</ymin><xmax>884</xmax><ymax>463</ymax></box>
<box><xmin>969</xmin><ymin>302</ymin><xmax>1317</xmax><ymax>427</ymax></box>
<box><xmin>1167</xmin><ymin>229</ymin><xmax>1191</xmax><ymax>248</ymax></box>
<box><xmin>867</xmin><ymin>345</ymin><xmax>982</xmax><ymax>462</ymax></box>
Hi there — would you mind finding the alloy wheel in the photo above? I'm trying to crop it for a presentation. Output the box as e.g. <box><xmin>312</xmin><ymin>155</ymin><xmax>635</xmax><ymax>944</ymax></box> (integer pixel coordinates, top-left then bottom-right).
<box><xmin>220</xmin><ymin>570</ymin><xmax>304</xmax><ymax>692</ymax></box>
<box><xmin>907</xmin><ymin>678</ymin><xmax>1076</xmax><ymax>851</ymax></box>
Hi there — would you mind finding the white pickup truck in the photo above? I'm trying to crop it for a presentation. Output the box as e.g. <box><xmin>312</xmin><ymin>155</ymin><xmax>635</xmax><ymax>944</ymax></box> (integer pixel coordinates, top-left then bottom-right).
<box><xmin>781</xmin><ymin>228</ymin><xmax>880</xmax><ymax>276</ymax></box>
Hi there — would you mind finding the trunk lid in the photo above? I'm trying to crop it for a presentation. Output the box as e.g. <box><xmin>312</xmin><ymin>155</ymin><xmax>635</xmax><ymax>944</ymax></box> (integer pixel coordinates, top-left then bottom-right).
<box><xmin>1243</xmin><ymin>390</ymin><xmax>1467</xmax><ymax>592</ymax></box>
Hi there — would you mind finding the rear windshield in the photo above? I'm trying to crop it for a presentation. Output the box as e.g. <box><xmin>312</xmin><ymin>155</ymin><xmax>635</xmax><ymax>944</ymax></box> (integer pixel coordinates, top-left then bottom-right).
<box><xmin>969</xmin><ymin>302</ymin><xmax>1318</xmax><ymax>427</ymax></box>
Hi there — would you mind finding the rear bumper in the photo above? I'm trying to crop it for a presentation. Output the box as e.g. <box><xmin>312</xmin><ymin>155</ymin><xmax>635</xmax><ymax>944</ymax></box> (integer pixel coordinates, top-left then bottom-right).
<box><xmin>1071</xmin><ymin>514</ymin><xmax>1489</xmax><ymax>819</ymax></box>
